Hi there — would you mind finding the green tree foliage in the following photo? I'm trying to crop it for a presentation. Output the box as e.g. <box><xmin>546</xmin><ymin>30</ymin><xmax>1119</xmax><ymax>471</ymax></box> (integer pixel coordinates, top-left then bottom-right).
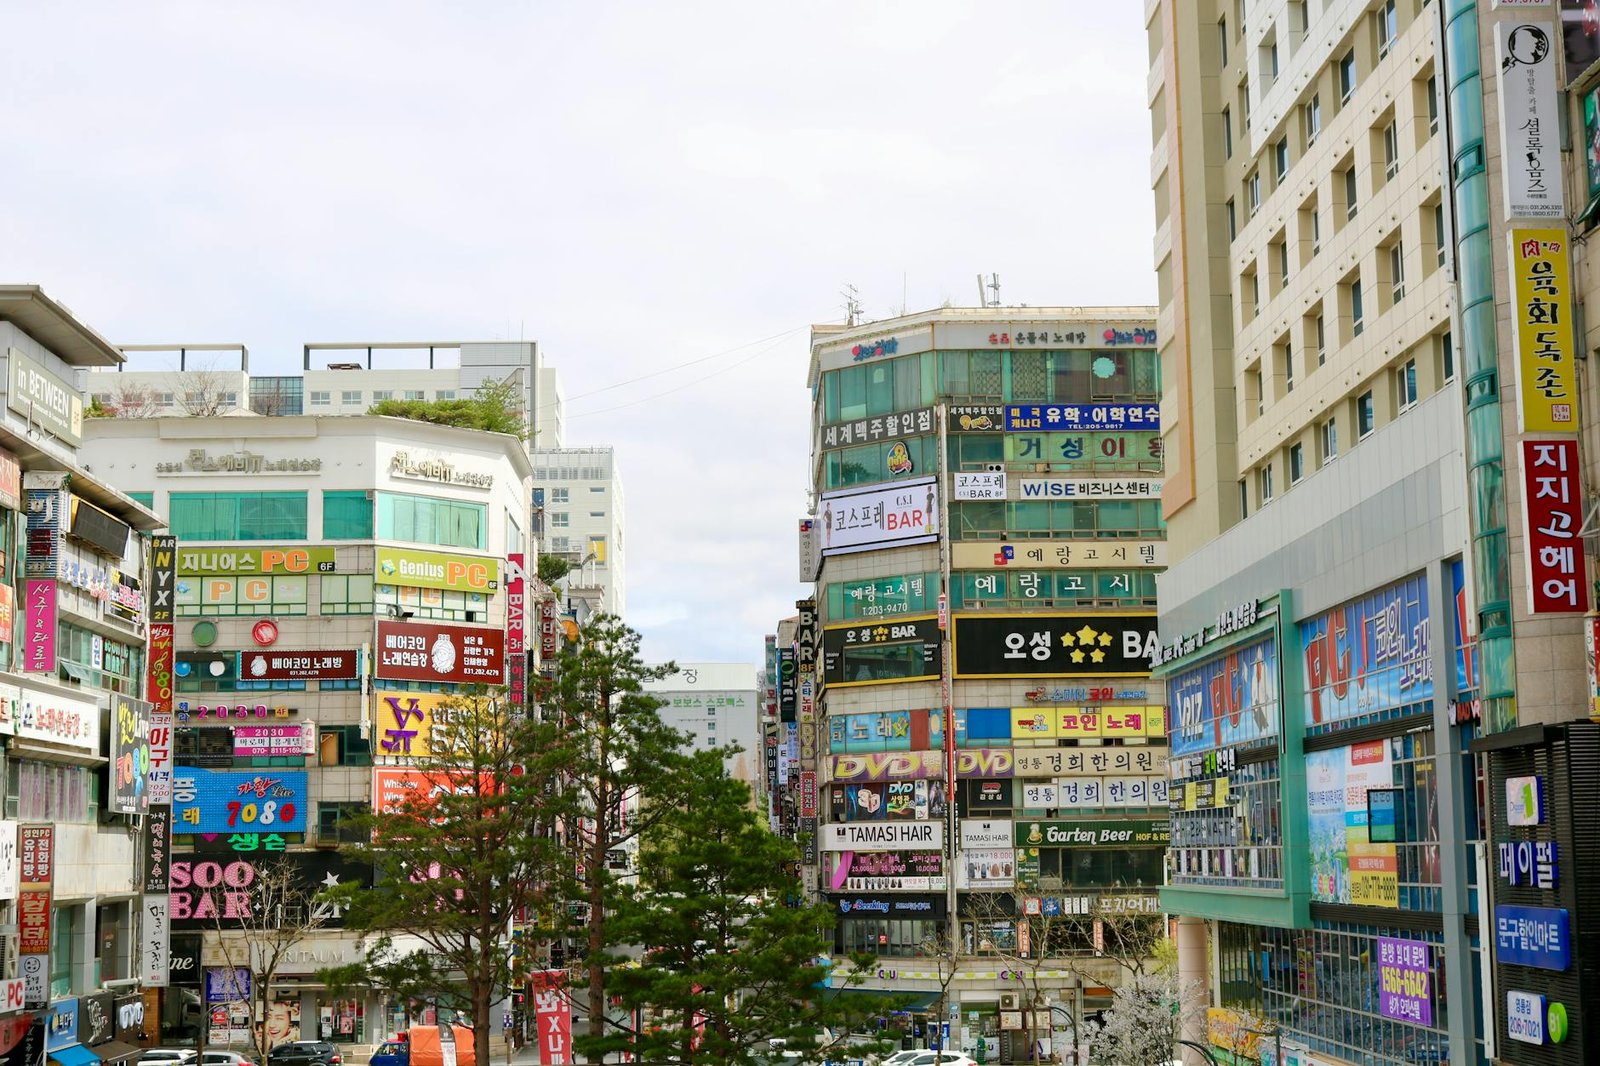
<box><xmin>592</xmin><ymin>751</ymin><xmax>898</xmax><ymax>1066</ymax></box>
<box><xmin>369</xmin><ymin>375</ymin><xmax>529</xmax><ymax>439</ymax></box>
<box><xmin>326</xmin><ymin>689</ymin><xmax>567</xmax><ymax>1066</ymax></box>
<box><xmin>532</xmin><ymin>614</ymin><xmax>687</xmax><ymax>1063</ymax></box>
<box><xmin>538</xmin><ymin>553</ymin><xmax>573</xmax><ymax>584</ymax></box>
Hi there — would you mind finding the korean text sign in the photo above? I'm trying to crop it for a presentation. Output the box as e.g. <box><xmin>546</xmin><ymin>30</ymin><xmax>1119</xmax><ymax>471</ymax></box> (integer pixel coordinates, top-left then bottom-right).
<box><xmin>818</xmin><ymin>476</ymin><xmax>939</xmax><ymax>557</ymax></box>
<box><xmin>375</xmin><ymin>620</ymin><xmax>505</xmax><ymax>683</ymax></box>
<box><xmin>1377</xmin><ymin>937</ymin><xmax>1433</xmax><ymax>1026</ymax></box>
<box><xmin>171</xmin><ymin>769</ymin><xmax>308</xmax><ymax>835</ymax></box>
<box><xmin>1510</xmin><ymin>230</ymin><xmax>1579</xmax><ymax>432</ymax></box>
<box><xmin>1520</xmin><ymin>438</ymin><xmax>1588</xmax><ymax>613</ymax></box>
<box><xmin>951</xmin><ymin>613</ymin><xmax>1158</xmax><ymax>678</ymax></box>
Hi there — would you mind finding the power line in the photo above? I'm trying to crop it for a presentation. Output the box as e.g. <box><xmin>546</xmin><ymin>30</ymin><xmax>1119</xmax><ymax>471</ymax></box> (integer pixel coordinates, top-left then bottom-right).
<box><xmin>562</xmin><ymin>323</ymin><xmax>814</xmax><ymax>404</ymax></box>
<box><xmin>566</xmin><ymin>332</ymin><xmax>797</xmax><ymax>419</ymax></box>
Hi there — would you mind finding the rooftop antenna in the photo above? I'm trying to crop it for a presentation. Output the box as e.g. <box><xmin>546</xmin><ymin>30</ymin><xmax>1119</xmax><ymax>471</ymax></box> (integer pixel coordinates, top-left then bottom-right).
<box><xmin>986</xmin><ymin>273</ymin><xmax>1002</xmax><ymax>308</ymax></box>
<box><xmin>842</xmin><ymin>284</ymin><xmax>862</xmax><ymax>326</ymax></box>
<box><xmin>976</xmin><ymin>274</ymin><xmax>985</xmax><ymax>307</ymax></box>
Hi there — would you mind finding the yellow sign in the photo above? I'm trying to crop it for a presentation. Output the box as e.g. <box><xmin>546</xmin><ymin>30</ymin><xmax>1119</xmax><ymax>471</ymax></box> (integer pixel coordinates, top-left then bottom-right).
<box><xmin>1206</xmin><ymin>1007</ymin><xmax>1264</xmax><ymax>1060</ymax></box>
<box><xmin>952</xmin><ymin>540</ymin><xmax>1165</xmax><ymax>569</ymax></box>
<box><xmin>372</xmin><ymin>691</ymin><xmax>471</xmax><ymax>758</ymax></box>
<box><xmin>1510</xmin><ymin>228</ymin><xmax>1580</xmax><ymax>433</ymax></box>
<box><xmin>1011</xmin><ymin>706</ymin><xmax>1163</xmax><ymax>740</ymax></box>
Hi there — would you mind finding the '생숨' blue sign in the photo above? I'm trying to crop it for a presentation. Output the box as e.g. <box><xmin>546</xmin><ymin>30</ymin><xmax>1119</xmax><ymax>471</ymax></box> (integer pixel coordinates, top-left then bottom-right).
<box><xmin>1494</xmin><ymin>905</ymin><xmax>1571</xmax><ymax>970</ymax></box>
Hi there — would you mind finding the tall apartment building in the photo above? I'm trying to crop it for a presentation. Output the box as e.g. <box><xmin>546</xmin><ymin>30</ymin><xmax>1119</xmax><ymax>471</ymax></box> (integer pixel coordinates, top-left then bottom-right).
<box><xmin>530</xmin><ymin>447</ymin><xmax>625</xmax><ymax>617</ymax></box>
<box><xmin>1147</xmin><ymin>3</ymin><xmax>1485</xmax><ymax>1065</ymax></box>
<box><xmin>642</xmin><ymin>663</ymin><xmax>761</xmax><ymax>790</ymax></box>
<box><xmin>0</xmin><ymin>287</ymin><xmax>166</xmax><ymax>1066</ymax></box>
<box><xmin>79</xmin><ymin>414</ymin><xmax>535</xmax><ymax>1048</ymax></box>
<box><xmin>797</xmin><ymin>307</ymin><xmax>1167</xmax><ymax>1063</ymax></box>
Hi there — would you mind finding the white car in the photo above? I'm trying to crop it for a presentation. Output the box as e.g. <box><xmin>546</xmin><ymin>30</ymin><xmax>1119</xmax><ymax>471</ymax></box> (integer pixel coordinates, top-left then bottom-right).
<box><xmin>903</xmin><ymin>1054</ymin><xmax>976</xmax><ymax>1066</ymax></box>
<box><xmin>139</xmin><ymin>1053</ymin><xmax>198</xmax><ymax>1066</ymax></box>
<box><xmin>203</xmin><ymin>1054</ymin><xmax>260</xmax><ymax>1066</ymax></box>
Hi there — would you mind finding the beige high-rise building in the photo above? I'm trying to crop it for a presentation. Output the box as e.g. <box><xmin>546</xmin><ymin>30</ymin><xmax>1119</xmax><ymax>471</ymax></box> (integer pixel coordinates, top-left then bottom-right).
<box><xmin>1148</xmin><ymin>3</ymin><xmax>1484</xmax><ymax>1065</ymax></box>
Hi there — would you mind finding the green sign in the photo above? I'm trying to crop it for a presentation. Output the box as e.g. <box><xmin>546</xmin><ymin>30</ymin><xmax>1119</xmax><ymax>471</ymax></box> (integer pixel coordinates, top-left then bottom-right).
<box><xmin>832</xmin><ymin>570</ymin><xmax>939</xmax><ymax>622</ymax></box>
<box><xmin>376</xmin><ymin>546</ymin><xmax>500</xmax><ymax>592</ymax></box>
<box><xmin>177</xmin><ymin>547</ymin><xmax>337</xmax><ymax>575</ymax></box>
<box><xmin>7</xmin><ymin>347</ymin><xmax>83</xmax><ymax>445</ymax></box>
<box><xmin>1013</xmin><ymin>819</ymin><xmax>1169</xmax><ymax>848</ymax></box>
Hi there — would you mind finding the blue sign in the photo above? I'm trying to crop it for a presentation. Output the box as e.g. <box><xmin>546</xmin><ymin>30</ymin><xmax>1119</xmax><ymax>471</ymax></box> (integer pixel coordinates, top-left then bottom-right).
<box><xmin>1300</xmin><ymin>575</ymin><xmax>1431</xmax><ymax>728</ymax></box>
<box><xmin>1003</xmin><ymin>404</ymin><xmax>1160</xmax><ymax>432</ymax></box>
<box><xmin>171</xmin><ymin>768</ymin><xmax>308</xmax><ymax>835</ymax></box>
<box><xmin>45</xmin><ymin>1000</ymin><xmax>78</xmax><ymax>1052</ymax></box>
<box><xmin>204</xmin><ymin>967</ymin><xmax>253</xmax><ymax>1004</ymax></box>
<box><xmin>1495</xmin><ymin>905</ymin><xmax>1572</xmax><ymax>970</ymax></box>
<box><xmin>1168</xmin><ymin>636</ymin><xmax>1281</xmax><ymax>757</ymax></box>
<box><xmin>850</xmin><ymin>337</ymin><xmax>899</xmax><ymax>362</ymax></box>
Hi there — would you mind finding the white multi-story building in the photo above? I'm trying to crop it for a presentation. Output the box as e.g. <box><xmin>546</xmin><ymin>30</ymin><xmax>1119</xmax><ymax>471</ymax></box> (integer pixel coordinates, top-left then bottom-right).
<box><xmin>531</xmin><ymin>446</ymin><xmax>625</xmax><ymax>617</ymax></box>
<box><xmin>642</xmin><ymin>663</ymin><xmax>762</xmax><ymax>791</ymax></box>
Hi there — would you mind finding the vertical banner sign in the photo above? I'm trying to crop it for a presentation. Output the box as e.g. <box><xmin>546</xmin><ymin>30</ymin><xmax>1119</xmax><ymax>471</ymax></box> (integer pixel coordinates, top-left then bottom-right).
<box><xmin>531</xmin><ymin>971</ymin><xmax>571</xmax><ymax>1066</ymax></box>
<box><xmin>18</xmin><ymin>826</ymin><xmax>53</xmax><ymax>1008</ymax></box>
<box><xmin>140</xmin><ymin>804</ymin><xmax>172</xmax><ymax>988</ymax></box>
<box><xmin>778</xmin><ymin>649</ymin><xmax>797</xmax><ymax>722</ymax></box>
<box><xmin>147</xmin><ymin>536</ymin><xmax>177</xmax><ymax>712</ymax></box>
<box><xmin>505</xmin><ymin>553</ymin><xmax>527</xmax><ymax>713</ymax></box>
<box><xmin>1520</xmin><ymin>439</ymin><xmax>1589</xmax><ymax>613</ymax></box>
<box><xmin>1496</xmin><ymin>22</ymin><xmax>1565</xmax><ymax>220</ymax></box>
<box><xmin>1509</xmin><ymin>230</ymin><xmax>1579</xmax><ymax>433</ymax></box>
<box><xmin>22</xmin><ymin>580</ymin><xmax>55</xmax><ymax>674</ymax></box>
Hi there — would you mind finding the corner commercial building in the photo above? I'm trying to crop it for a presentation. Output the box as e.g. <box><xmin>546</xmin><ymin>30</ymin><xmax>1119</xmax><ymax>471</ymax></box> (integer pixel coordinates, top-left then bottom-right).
<box><xmin>796</xmin><ymin>307</ymin><xmax>1168</xmax><ymax>1063</ymax></box>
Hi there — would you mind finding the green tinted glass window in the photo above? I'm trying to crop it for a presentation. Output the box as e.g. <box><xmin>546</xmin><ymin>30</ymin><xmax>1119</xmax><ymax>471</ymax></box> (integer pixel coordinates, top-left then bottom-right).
<box><xmin>169</xmin><ymin>492</ymin><xmax>308</xmax><ymax>541</ymax></box>
<box><xmin>323</xmin><ymin>490</ymin><xmax>374</xmax><ymax>540</ymax></box>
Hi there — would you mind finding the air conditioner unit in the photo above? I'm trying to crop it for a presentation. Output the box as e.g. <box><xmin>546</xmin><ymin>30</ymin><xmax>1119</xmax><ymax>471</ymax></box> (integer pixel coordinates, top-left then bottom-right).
<box><xmin>1000</xmin><ymin>993</ymin><xmax>1020</xmax><ymax>1010</ymax></box>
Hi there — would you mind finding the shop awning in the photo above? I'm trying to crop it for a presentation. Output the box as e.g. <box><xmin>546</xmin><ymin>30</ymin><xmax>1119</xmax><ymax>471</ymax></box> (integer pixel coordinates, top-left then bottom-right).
<box><xmin>92</xmin><ymin>1041</ymin><xmax>144</xmax><ymax>1065</ymax></box>
<box><xmin>48</xmin><ymin>1044</ymin><xmax>100</xmax><ymax>1066</ymax></box>
<box><xmin>821</xmin><ymin>986</ymin><xmax>940</xmax><ymax>1011</ymax></box>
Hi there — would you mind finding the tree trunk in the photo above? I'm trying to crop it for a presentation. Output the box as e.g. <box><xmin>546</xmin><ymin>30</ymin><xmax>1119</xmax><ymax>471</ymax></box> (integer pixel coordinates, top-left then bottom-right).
<box><xmin>473</xmin><ymin>977</ymin><xmax>494</xmax><ymax>1066</ymax></box>
<box><xmin>586</xmin><ymin>777</ymin><xmax>609</xmax><ymax>1064</ymax></box>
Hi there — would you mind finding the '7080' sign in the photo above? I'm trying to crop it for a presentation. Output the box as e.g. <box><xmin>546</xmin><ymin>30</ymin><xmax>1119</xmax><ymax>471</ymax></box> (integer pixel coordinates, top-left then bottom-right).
<box><xmin>171</xmin><ymin>769</ymin><xmax>307</xmax><ymax>834</ymax></box>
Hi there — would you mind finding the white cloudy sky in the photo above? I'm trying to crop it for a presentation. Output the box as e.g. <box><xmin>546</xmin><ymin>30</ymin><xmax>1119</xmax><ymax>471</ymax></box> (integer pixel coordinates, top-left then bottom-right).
<box><xmin>0</xmin><ymin>2</ymin><xmax>1155</xmax><ymax>670</ymax></box>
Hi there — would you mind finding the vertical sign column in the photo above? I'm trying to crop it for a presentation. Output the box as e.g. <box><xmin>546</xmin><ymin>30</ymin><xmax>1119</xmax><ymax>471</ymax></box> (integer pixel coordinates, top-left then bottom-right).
<box><xmin>505</xmin><ymin>553</ymin><xmax>527</xmax><ymax>713</ymax></box>
<box><xmin>17</xmin><ymin>826</ymin><xmax>53</xmax><ymax>1008</ymax></box>
<box><xmin>143</xmin><ymin>535</ymin><xmax>177</xmax><ymax>988</ymax></box>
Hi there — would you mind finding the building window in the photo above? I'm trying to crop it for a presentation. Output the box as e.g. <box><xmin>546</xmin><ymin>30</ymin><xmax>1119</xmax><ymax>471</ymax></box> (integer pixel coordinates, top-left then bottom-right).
<box><xmin>436</xmin><ymin>390</ymin><xmax>456</xmax><ymax>400</ymax></box>
<box><xmin>128</xmin><ymin>491</ymin><xmax>155</xmax><ymax>509</ymax></box>
<box><xmin>168</xmin><ymin>492</ymin><xmax>309</xmax><ymax>541</ymax></box>
<box><xmin>309</xmin><ymin>391</ymin><xmax>331</xmax><ymax>407</ymax></box>
<box><xmin>1396</xmin><ymin>358</ymin><xmax>1418</xmax><ymax>411</ymax></box>
<box><xmin>375</xmin><ymin>492</ymin><xmax>487</xmax><ymax>550</ymax></box>
<box><xmin>1315</xmin><ymin>314</ymin><xmax>1327</xmax><ymax>365</ymax></box>
<box><xmin>1351</xmin><ymin>280</ymin><xmax>1365</xmax><ymax>336</ymax></box>
<box><xmin>551</xmin><ymin>488</ymin><xmax>570</xmax><ymax>504</ymax></box>
<box><xmin>1219</xmin><ymin>17</ymin><xmax>1228</xmax><ymax>65</ymax></box>
<box><xmin>1278</xmin><ymin>240</ymin><xmax>1291</xmax><ymax>286</ymax></box>
<box><xmin>1344</xmin><ymin>165</ymin><xmax>1359</xmax><ymax>220</ymax></box>
<box><xmin>1289</xmin><ymin>442</ymin><xmax>1305</xmax><ymax>484</ymax></box>
<box><xmin>1426</xmin><ymin>75</ymin><xmax>1439</xmax><ymax>134</ymax></box>
<box><xmin>1251</xmin><ymin>271</ymin><xmax>1261</xmax><ymax>317</ymax></box>
<box><xmin>1384</xmin><ymin>121</ymin><xmax>1400</xmax><ymax>180</ymax></box>
<box><xmin>1434</xmin><ymin>204</ymin><xmax>1447</xmax><ymax>268</ymax></box>
<box><xmin>1274</xmin><ymin>138</ymin><xmax>1289</xmax><ymax>181</ymax></box>
<box><xmin>1439</xmin><ymin>330</ymin><xmax>1455</xmax><ymax>383</ymax></box>
<box><xmin>1248</xmin><ymin>170</ymin><xmax>1261</xmax><ymax>215</ymax></box>
<box><xmin>372</xmin><ymin>390</ymin><xmax>394</xmax><ymax>402</ymax></box>
<box><xmin>1339</xmin><ymin>50</ymin><xmax>1357</xmax><ymax>102</ymax></box>
<box><xmin>317</xmin><ymin>800</ymin><xmax>371</xmax><ymax>843</ymax></box>
<box><xmin>550</xmin><ymin>536</ymin><xmax>570</xmax><ymax>553</ymax></box>
<box><xmin>1268</xmin><ymin>40</ymin><xmax>1279</xmax><ymax>79</ymax></box>
<box><xmin>404</xmin><ymin>390</ymin><xmax>425</xmax><ymax>401</ymax></box>
<box><xmin>1239</xmin><ymin>478</ymin><xmax>1249</xmax><ymax>519</ymax></box>
<box><xmin>1251</xmin><ymin>368</ymin><xmax>1265</xmax><ymax>418</ymax></box>
<box><xmin>1376</xmin><ymin>0</ymin><xmax>1398</xmax><ymax>59</ymax></box>
<box><xmin>1310</xmin><ymin>206</ymin><xmax>1321</xmax><ymax>254</ymax></box>
<box><xmin>323</xmin><ymin>490</ymin><xmax>374</xmax><ymax>540</ymax></box>
<box><xmin>1282</xmin><ymin>342</ymin><xmax>1295</xmax><ymax>393</ymax></box>
<box><xmin>1357</xmin><ymin>390</ymin><xmax>1376</xmax><ymax>438</ymax></box>
<box><xmin>1390</xmin><ymin>242</ymin><xmax>1406</xmax><ymax>303</ymax></box>
<box><xmin>552</xmin><ymin>512</ymin><xmax>570</xmax><ymax>527</ymax></box>
<box><xmin>341</xmin><ymin>390</ymin><xmax>362</xmax><ymax>405</ymax></box>
<box><xmin>1321</xmin><ymin>418</ymin><xmax>1338</xmax><ymax>462</ymax></box>
<box><xmin>1258</xmin><ymin>463</ymin><xmax>1275</xmax><ymax>504</ymax></box>
<box><xmin>1305</xmin><ymin>94</ymin><xmax>1322</xmax><ymax>145</ymax></box>
<box><xmin>1223</xmin><ymin>107</ymin><xmax>1233</xmax><ymax>158</ymax></box>
<box><xmin>1226</xmin><ymin>199</ymin><xmax>1237</xmax><ymax>241</ymax></box>
<box><xmin>588</xmin><ymin>510</ymin><xmax>605</xmax><ymax>518</ymax></box>
<box><xmin>318</xmin><ymin>574</ymin><xmax>375</xmax><ymax>616</ymax></box>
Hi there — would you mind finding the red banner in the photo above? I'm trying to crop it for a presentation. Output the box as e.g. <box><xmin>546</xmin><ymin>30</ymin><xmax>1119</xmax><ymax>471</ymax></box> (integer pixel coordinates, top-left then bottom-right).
<box><xmin>799</xmin><ymin>771</ymin><xmax>818</xmax><ymax>817</ymax></box>
<box><xmin>506</xmin><ymin>554</ymin><xmax>527</xmax><ymax>710</ymax></box>
<box><xmin>146</xmin><ymin>623</ymin><xmax>174</xmax><ymax>709</ymax></box>
<box><xmin>1521</xmin><ymin>438</ymin><xmax>1589</xmax><ymax>613</ymax></box>
<box><xmin>239</xmin><ymin>649</ymin><xmax>358</xmax><ymax>680</ymax></box>
<box><xmin>375</xmin><ymin>620</ymin><xmax>505</xmax><ymax>684</ymax></box>
<box><xmin>540</xmin><ymin>599</ymin><xmax>559</xmax><ymax>659</ymax></box>
<box><xmin>18</xmin><ymin>826</ymin><xmax>53</xmax><ymax>954</ymax></box>
<box><xmin>531</xmin><ymin>971</ymin><xmax>571</xmax><ymax>1066</ymax></box>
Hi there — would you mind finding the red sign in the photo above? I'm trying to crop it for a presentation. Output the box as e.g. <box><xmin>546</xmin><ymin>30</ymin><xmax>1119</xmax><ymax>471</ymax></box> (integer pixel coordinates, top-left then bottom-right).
<box><xmin>375</xmin><ymin>620</ymin><xmax>505</xmax><ymax>684</ymax></box>
<box><xmin>22</xmin><ymin>580</ymin><xmax>55</xmax><ymax>674</ymax></box>
<box><xmin>239</xmin><ymin>649</ymin><xmax>357</xmax><ymax>681</ymax></box>
<box><xmin>531</xmin><ymin>971</ymin><xmax>571</xmax><ymax>1066</ymax></box>
<box><xmin>147</xmin><ymin>623</ymin><xmax>175</xmax><ymax>710</ymax></box>
<box><xmin>0</xmin><ymin>584</ymin><xmax>12</xmax><ymax>646</ymax></box>
<box><xmin>540</xmin><ymin>600</ymin><xmax>559</xmax><ymax>659</ymax></box>
<box><xmin>799</xmin><ymin>771</ymin><xmax>818</xmax><ymax>817</ymax></box>
<box><xmin>371</xmin><ymin>768</ymin><xmax>496</xmax><ymax>816</ymax></box>
<box><xmin>506</xmin><ymin>554</ymin><xmax>527</xmax><ymax>711</ymax></box>
<box><xmin>17</xmin><ymin>827</ymin><xmax>53</xmax><ymax>955</ymax></box>
<box><xmin>251</xmin><ymin>620</ymin><xmax>280</xmax><ymax>646</ymax></box>
<box><xmin>1521</xmin><ymin>439</ymin><xmax>1589</xmax><ymax>613</ymax></box>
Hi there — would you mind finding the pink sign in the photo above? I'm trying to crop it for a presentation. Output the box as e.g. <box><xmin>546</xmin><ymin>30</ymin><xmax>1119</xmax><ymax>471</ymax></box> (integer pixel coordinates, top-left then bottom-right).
<box><xmin>232</xmin><ymin>725</ymin><xmax>304</xmax><ymax>758</ymax></box>
<box><xmin>22</xmin><ymin>580</ymin><xmax>56</xmax><ymax>674</ymax></box>
<box><xmin>506</xmin><ymin>553</ymin><xmax>526</xmax><ymax>710</ymax></box>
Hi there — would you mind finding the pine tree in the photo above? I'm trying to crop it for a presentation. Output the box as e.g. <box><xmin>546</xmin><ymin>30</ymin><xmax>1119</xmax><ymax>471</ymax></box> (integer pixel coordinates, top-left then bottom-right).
<box><xmin>600</xmin><ymin>751</ymin><xmax>900</xmax><ymax>1066</ymax></box>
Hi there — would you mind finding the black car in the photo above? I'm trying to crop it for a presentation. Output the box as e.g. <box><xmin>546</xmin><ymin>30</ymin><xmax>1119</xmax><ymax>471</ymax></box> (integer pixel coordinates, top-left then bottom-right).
<box><xmin>267</xmin><ymin>1044</ymin><xmax>342</xmax><ymax>1066</ymax></box>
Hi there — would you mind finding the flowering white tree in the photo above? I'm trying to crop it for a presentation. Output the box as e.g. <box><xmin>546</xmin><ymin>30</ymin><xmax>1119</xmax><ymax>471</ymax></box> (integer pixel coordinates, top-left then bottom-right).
<box><xmin>1084</xmin><ymin>969</ymin><xmax>1206</xmax><ymax>1066</ymax></box>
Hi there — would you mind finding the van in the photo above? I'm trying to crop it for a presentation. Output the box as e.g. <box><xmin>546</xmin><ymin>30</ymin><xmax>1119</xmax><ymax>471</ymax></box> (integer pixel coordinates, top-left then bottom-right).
<box><xmin>369</xmin><ymin>1027</ymin><xmax>476</xmax><ymax>1066</ymax></box>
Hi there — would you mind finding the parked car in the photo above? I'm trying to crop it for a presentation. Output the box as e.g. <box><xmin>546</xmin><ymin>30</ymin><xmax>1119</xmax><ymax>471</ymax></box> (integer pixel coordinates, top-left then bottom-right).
<box><xmin>139</xmin><ymin>1052</ymin><xmax>198</xmax><ymax>1066</ymax></box>
<box><xmin>267</xmin><ymin>1044</ymin><xmax>342</xmax><ymax>1066</ymax></box>
<box><xmin>203</xmin><ymin>1053</ymin><xmax>260</xmax><ymax>1066</ymax></box>
<box><xmin>902</xmin><ymin>1054</ymin><xmax>976</xmax><ymax>1066</ymax></box>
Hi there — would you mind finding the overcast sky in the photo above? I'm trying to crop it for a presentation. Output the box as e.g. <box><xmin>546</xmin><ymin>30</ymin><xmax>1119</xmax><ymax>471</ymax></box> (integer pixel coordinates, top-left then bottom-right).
<box><xmin>0</xmin><ymin>2</ymin><xmax>1156</xmax><ymax>671</ymax></box>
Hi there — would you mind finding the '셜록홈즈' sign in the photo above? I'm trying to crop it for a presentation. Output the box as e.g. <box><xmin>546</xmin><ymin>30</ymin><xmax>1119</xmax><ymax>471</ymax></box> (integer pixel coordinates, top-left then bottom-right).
<box><xmin>239</xmin><ymin>649</ymin><xmax>358</xmax><ymax>681</ymax></box>
<box><xmin>818</xmin><ymin>477</ymin><xmax>939</xmax><ymax>557</ymax></box>
<box><xmin>1496</xmin><ymin>22</ymin><xmax>1565</xmax><ymax>221</ymax></box>
<box><xmin>375</xmin><ymin>620</ymin><xmax>505</xmax><ymax>684</ymax></box>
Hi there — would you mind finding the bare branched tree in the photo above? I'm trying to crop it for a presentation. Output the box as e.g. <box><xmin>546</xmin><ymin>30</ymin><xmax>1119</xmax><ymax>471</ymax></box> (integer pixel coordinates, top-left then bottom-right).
<box><xmin>915</xmin><ymin>927</ymin><xmax>964</xmax><ymax>1052</ymax></box>
<box><xmin>103</xmin><ymin>383</ymin><xmax>163</xmax><ymax>418</ymax></box>
<box><xmin>177</xmin><ymin>367</ymin><xmax>238</xmax><ymax>416</ymax></box>
<box><xmin>208</xmin><ymin>858</ymin><xmax>337</xmax><ymax>1063</ymax></box>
